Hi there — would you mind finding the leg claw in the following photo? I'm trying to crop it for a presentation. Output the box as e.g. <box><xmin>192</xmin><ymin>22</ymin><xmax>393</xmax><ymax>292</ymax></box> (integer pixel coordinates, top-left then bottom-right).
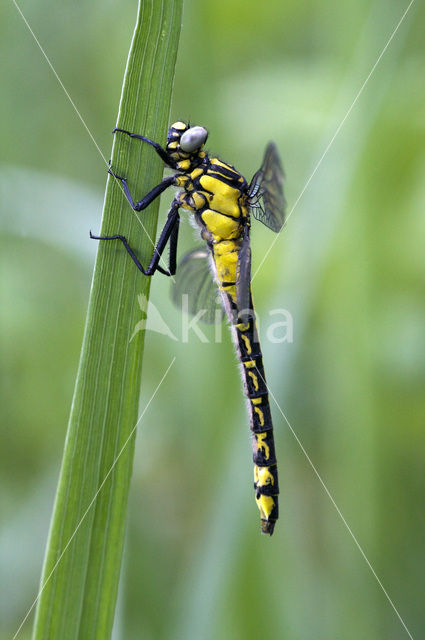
<box><xmin>108</xmin><ymin>167</ymin><xmax>126</xmax><ymax>181</ymax></box>
<box><xmin>112</xmin><ymin>127</ymin><xmax>131</xmax><ymax>136</ymax></box>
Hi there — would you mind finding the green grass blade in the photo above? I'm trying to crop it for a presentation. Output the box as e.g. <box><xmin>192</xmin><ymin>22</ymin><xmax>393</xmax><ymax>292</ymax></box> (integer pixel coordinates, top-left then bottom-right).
<box><xmin>31</xmin><ymin>2</ymin><xmax>183</xmax><ymax>639</ymax></box>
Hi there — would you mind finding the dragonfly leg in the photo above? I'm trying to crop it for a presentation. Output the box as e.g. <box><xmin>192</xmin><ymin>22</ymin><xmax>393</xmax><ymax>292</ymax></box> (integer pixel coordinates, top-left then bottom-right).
<box><xmin>112</xmin><ymin>127</ymin><xmax>173</xmax><ymax>166</ymax></box>
<box><xmin>109</xmin><ymin>173</ymin><xmax>176</xmax><ymax>212</ymax></box>
<box><xmin>90</xmin><ymin>201</ymin><xmax>180</xmax><ymax>277</ymax></box>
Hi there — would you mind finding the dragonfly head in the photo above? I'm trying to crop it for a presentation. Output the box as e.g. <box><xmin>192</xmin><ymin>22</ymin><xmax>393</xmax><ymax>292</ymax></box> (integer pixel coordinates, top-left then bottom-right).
<box><xmin>166</xmin><ymin>122</ymin><xmax>208</xmax><ymax>171</ymax></box>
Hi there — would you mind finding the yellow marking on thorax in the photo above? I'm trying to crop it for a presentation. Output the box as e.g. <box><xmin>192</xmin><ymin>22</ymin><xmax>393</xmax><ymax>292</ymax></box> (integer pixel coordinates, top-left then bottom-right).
<box><xmin>256</xmin><ymin>432</ymin><xmax>269</xmax><ymax>457</ymax></box>
<box><xmin>192</xmin><ymin>192</ymin><xmax>207</xmax><ymax>209</ymax></box>
<box><xmin>201</xmin><ymin>209</ymin><xmax>241</xmax><ymax>240</ymax></box>
<box><xmin>190</xmin><ymin>167</ymin><xmax>204</xmax><ymax>180</ymax></box>
<box><xmin>199</xmin><ymin>174</ymin><xmax>242</xmax><ymax>218</ymax></box>
<box><xmin>172</xmin><ymin>121</ymin><xmax>187</xmax><ymax>130</ymax></box>
<box><xmin>211</xmin><ymin>158</ymin><xmax>233</xmax><ymax>169</ymax></box>
<box><xmin>254</xmin><ymin>465</ymin><xmax>275</xmax><ymax>488</ymax></box>
<box><xmin>177</xmin><ymin>159</ymin><xmax>191</xmax><ymax>171</ymax></box>
<box><xmin>176</xmin><ymin>192</ymin><xmax>193</xmax><ymax>211</ymax></box>
<box><xmin>210</xmin><ymin>158</ymin><xmax>240</xmax><ymax>178</ymax></box>
<box><xmin>256</xmin><ymin>494</ymin><xmax>276</xmax><ymax>521</ymax></box>
<box><xmin>176</xmin><ymin>175</ymin><xmax>190</xmax><ymax>188</ymax></box>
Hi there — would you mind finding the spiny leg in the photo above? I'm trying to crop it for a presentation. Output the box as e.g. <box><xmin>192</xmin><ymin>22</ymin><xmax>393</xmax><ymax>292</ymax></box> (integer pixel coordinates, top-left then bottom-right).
<box><xmin>112</xmin><ymin>127</ymin><xmax>173</xmax><ymax>166</ymax></box>
<box><xmin>167</xmin><ymin>213</ymin><xmax>180</xmax><ymax>276</ymax></box>
<box><xmin>90</xmin><ymin>201</ymin><xmax>180</xmax><ymax>277</ymax></box>
<box><xmin>108</xmin><ymin>169</ymin><xmax>176</xmax><ymax>212</ymax></box>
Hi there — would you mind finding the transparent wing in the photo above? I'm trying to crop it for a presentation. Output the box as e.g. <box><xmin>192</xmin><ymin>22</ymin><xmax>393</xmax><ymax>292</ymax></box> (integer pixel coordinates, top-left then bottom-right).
<box><xmin>171</xmin><ymin>247</ymin><xmax>225</xmax><ymax>324</ymax></box>
<box><xmin>248</xmin><ymin>142</ymin><xmax>286</xmax><ymax>233</ymax></box>
<box><xmin>235</xmin><ymin>224</ymin><xmax>252</xmax><ymax>320</ymax></box>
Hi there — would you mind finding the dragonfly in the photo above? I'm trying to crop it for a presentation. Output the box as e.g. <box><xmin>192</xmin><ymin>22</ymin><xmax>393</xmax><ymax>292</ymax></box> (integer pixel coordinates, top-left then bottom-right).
<box><xmin>91</xmin><ymin>121</ymin><xmax>286</xmax><ymax>535</ymax></box>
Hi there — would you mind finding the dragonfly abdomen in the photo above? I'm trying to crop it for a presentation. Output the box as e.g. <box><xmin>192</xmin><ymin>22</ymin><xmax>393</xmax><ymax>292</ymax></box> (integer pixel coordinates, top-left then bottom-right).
<box><xmin>211</xmin><ymin>241</ymin><xmax>279</xmax><ymax>536</ymax></box>
<box><xmin>233</xmin><ymin>310</ymin><xmax>279</xmax><ymax>535</ymax></box>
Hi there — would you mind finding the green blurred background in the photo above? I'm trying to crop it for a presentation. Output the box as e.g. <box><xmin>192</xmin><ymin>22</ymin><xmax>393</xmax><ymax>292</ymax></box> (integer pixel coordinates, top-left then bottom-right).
<box><xmin>1</xmin><ymin>0</ymin><xmax>424</xmax><ymax>638</ymax></box>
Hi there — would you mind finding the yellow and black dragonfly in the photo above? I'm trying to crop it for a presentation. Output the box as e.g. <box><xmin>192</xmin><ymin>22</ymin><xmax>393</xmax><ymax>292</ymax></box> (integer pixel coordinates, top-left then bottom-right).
<box><xmin>91</xmin><ymin>122</ymin><xmax>286</xmax><ymax>535</ymax></box>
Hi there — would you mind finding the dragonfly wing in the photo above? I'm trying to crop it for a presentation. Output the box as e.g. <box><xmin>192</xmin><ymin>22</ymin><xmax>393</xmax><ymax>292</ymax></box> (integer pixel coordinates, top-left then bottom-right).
<box><xmin>248</xmin><ymin>142</ymin><xmax>286</xmax><ymax>233</ymax></box>
<box><xmin>171</xmin><ymin>247</ymin><xmax>225</xmax><ymax>324</ymax></box>
<box><xmin>235</xmin><ymin>224</ymin><xmax>252</xmax><ymax>321</ymax></box>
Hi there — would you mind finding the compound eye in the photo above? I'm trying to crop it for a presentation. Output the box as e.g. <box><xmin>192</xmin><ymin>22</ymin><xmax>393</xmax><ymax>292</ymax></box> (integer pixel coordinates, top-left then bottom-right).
<box><xmin>180</xmin><ymin>126</ymin><xmax>208</xmax><ymax>152</ymax></box>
